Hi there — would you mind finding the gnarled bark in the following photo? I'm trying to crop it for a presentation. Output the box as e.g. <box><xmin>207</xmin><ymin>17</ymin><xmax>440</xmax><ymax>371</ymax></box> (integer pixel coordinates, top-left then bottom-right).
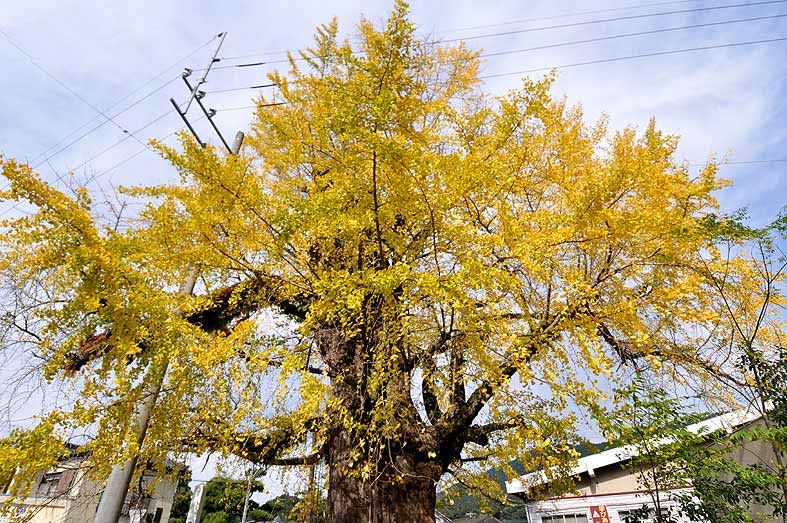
<box><xmin>326</xmin><ymin>428</ymin><xmax>442</xmax><ymax>523</ymax></box>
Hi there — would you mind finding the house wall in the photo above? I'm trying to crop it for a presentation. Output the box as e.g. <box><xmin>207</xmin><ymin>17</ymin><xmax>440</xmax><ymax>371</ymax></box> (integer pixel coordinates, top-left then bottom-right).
<box><xmin>573</xmin><ymin>465</ymin><xmax>642</xmax><ymax>496</ymax></box>
<box><xmin>0</xmin><ymin>458</ymin><xmax>86</xmax><ymax>523</ymax></box>
<box><xmin>526</xmin><ymin>489</ymin><xmax>694</xmax><ymax>523</ymax></box>
<box><xmin>0</xmin><ymin>499</ymin><xmax>69</xmax><ymax>523</ymax></box>
<box><xmin>0</xmin><ymin>458</ymin><xmax>177</xmax><ymax>523</ymax></box>
<box><xmin>63</xmin><ymin>470</ymin><xmax>102</xmax><ymax>523</ymax></box>
<box><xmin>713</xmin><ymin>417</ymin><xmax>785</xmax><ymax>523</ymax></box>
<box><xmin>140</xmin><ymin>473</ymin><xmax>177</xmax><ymax>523</ymax></box>
<box><xmin>74</xmin><ymin>471</ymin><xmax>177</xmax><ymax>523</ymax></box>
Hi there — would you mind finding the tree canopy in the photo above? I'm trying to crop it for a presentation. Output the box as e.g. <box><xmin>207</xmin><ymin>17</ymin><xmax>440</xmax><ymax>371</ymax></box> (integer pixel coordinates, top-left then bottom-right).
<box><xmin>0</xmin><ymin>2</ymin><xmax>779</xmax><ymax>521</ymax></box>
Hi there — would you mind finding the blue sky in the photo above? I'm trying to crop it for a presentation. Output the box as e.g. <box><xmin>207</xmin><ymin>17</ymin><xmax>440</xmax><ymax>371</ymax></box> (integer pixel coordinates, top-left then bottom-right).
<box><xmin>1</xmin><ymin>0</ymin><xmax>786</xmax><ymax>496</ymax></box>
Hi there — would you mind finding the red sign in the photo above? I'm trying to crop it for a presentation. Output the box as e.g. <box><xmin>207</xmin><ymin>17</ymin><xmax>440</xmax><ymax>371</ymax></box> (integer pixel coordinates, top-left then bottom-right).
<box><xmin>590</xmin><ymin>506</ymin><xmax>610</xmax><ymax>523</ymax></box>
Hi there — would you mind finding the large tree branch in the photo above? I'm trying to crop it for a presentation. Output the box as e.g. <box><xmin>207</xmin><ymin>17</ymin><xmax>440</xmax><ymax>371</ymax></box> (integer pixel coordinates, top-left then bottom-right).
<box><xmin>421</xmin><ymin>358</ymin><xmax>443</xmax><ymax>425</ymax></box>
<box><xmin>465</xmin><ymin>418</ymin><xmax>528</xmax><ymax>447</ymax></box>
<box><xmin>597</xmin><ymin>322</ymin><xmax>638</xmax><ymax>364</ymax></box>
<box><xmin>64</xmin><ymin>273</ymin><xmax>311</xmax><ymax>373</ymax></box>
<box><xmin>419</xmin><ymin>333</ymin><xmax>454</xmax><ymax>424</ymax></box>
<box><xmin>268</xmin><ymin>453</ymin><xmax>321</xmax><ymax>466</ymax></box>
<box><xmin>187</xmin><ymin>272</ymin><xmax>309</xmax><ymax>330</ymax></box>
<box><xmin>189</xmin><ymin>418</ymin><xmax>323</xmax><ymax>466</ymax></box>
<box><xmin>449</xmin><ymin>340</ymin><xmax>466</xmax><ymax>409</ymax></box>
<box><xmin>596</xmin><ymin>321</ymin><xmax>748</xmax><ymax>387</ymax></box>
<box><xmin>437</xmin><ymin>299</ymin><xmax>588</xmax><ymax>453</ymax></box>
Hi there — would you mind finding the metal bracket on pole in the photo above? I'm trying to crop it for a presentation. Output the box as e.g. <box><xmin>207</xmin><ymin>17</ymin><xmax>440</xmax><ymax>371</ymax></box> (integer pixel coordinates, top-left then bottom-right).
<box><xmin>182</xmin><ymin>76</ymin><xmax>232</xmax><ymax>153</ymax></box>
<box><xmin>169</xmin><ymin>32</ymin><xmax>246</xmax><ymax>156</ymax></box>
<box><xmin>170</xmin><ymin>97</ymin><xmax>205</xmax><ymax>147</ymax></box>
<box><xmin>182</xmin><ymin>32</ymin><xmax>226</xmax><ymax>114</ymax></box>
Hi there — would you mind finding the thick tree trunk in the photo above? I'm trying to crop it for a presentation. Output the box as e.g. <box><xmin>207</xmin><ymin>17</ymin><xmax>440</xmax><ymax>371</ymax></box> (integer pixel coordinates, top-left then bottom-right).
<box><xmin>326</xmin><ymin>429</ymin><xmax>442</xmax><ymax>523</ymax></box>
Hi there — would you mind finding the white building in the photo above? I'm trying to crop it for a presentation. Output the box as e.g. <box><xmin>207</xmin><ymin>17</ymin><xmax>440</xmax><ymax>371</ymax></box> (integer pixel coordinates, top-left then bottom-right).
<box><xmin>506</xmin><ymin>408</ymin><xmax>782</xmax><ymax>523</ymax></box>
<box><xmin>0</xmin><ymin>449</ymin><xmax>179</xmax><ymax>523</ymax></box>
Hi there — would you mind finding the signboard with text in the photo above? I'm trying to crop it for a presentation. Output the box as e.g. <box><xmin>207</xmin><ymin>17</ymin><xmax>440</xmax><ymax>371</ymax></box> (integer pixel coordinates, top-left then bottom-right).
<box><xmin>590</xmin><ymin>505</ymin><xmax>610</xmax><ymax>523</ymax></box>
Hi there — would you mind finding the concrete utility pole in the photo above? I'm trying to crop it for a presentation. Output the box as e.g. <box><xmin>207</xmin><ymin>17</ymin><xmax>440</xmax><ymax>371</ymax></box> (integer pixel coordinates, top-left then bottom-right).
<box><xmin>240</xmin><ymin>465</ymin><xmax>263</xmax><ymax>523</ymax></box>
<box><xmin>94</xmin><ymin>33</ymin><xmax>247</xmax><ymax>522</ymax></box>
<box><xmin>94</xmin><ymin>271</ymin><xmax>198</xmax><ymax>523</ymax></box>
<box><xmin>185</xmin><ymin>483</ymin><xmax>207</xmax><ymax>523</ymax></box>
<box><xmin>231</xmin><ymin>131</ymin><xmax>245</xmax><ymax>155</ymax></box>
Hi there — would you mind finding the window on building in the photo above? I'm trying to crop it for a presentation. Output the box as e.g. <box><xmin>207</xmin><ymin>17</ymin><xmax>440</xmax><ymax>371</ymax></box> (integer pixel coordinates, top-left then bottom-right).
<box><xmin>35</xmin><ymin>472</ymin><xmax>62</xmax><ymax>497</ymax></box>
<box><xmin>34</xmin><ymin>469</ymin><xmax>75</xmax><ymax>498</ymax></box>
<box><xmin>542</xmin><ymin>513</ymin><xmax>590</xmax><ymax>523</ymax></box>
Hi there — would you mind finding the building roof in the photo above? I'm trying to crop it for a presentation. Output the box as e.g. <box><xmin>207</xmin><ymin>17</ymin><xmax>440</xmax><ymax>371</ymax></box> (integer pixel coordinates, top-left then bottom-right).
<box><xmin>506</xmin><ymin>405</ymin><xmax>763</xmax><ymax>494</ymax></box>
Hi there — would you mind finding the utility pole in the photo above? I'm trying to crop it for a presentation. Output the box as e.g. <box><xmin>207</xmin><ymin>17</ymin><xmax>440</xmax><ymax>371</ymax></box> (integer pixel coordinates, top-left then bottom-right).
<box><xmin>94</xmin><ymin>271</ymin><xmax>198</xmax><ymax>523</ymax></box>
<box><xmin>171</xmin><ymin>32</ymin><xmax>245</xmax><ymax>155</ymax></box>
<box><xmin>240</xmin><ymin>465</ymin><xmax>264</xmax><ymax>523</ymax></box>
<box><xmin>306</xmin><ymin>462</ymin><xmax>317</xmax><ymax>523</ymax></box>
<box><xmin>94</xmin><ymin>32</ymin><xmax>247</xmax><ymax>522</ymax></box>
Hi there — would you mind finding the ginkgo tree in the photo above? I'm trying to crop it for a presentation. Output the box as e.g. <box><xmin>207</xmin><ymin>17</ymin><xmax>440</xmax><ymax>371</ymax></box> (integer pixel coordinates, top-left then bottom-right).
<box><xmin>0</xmin><ymin>2</ymin><xmax>773</xmax><ymax>522</ymax></box>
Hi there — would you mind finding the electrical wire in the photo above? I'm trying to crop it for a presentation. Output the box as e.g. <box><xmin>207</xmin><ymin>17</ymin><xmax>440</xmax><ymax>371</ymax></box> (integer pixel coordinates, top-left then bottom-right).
<box><xmin>28</xmin><ymin>35</ymin><xmax>221</xmax><ymax>165</ymax></box>
<box><xmin>4</xmin><ymin>10</ymin><xmax>785</xmax><ymax>218</ymax></box>
<box><xmin>209</xmin><ymin>83</ymin><xmax>278</xmax><ymax>94</ymax></box>
<box><xmin>0</xmin><ymin>113</ymin><xmax>206</xmax><ymax>220</ymax></box>
<box><xmin>440</xmin><ymin>0</ymin><xmax>787</xmax><ymax>43</ymax></box>
<box><xmin>17</xmin><ymin>13</ymin><xmax>777</xmax><ymax>156</ymax></box>
<box><xmin>439</xmin><ymin>0</ymin><xmax>703</xmax><ymax>35</ymax></box>
<box><xmin>478</xmin><ymin>36</ymin><xmax>787</xmax><ymax>78</ymax></box>
<box><xmin>479</xmin><ymin>13</ymin><xmax>787</xmax><ymax>59</ymax></box>
<box><xmin>0</xmin><ymin>35</ymin><xmax>222</xmax><ymax>196</ymax></box>
<box><xmin>216</xmin><ymin>103</ymin><xmax>287</xmax><ymax>111</ymax></box>
<box><xmin>31</xmin><ymin>77</ymin><xmax>180</xmax><ymax>169</ymax></box>
<box><xmin>216</xmin><ymin>0</ymin><xmax>787</xmax><ymax>63</ymax></box>
<box><xmin>0</xmin><ymin>28</ymin><xmax>151</xmax><ymax>150</ymax></box>
<box><xmin>64</xmin><ymin>110</ymin><xmax>175</xmax><ymax>175</ymax></box>
<box><xmin>205</xmin><ymin>32</ymin><xmax>787</xmax><ymax>95</ymax></box>
<box><xmin>89</xmin><ymin>114</ymin><xmax>207</xmax><ymax>183</ymax></box>
<box><xmin>216</xmin><ymin>0</ymin><xmax>703</xmax><ymax>61</ymax></box>
<box><xmin>0</xmin><ymin>34</ymin><xmax>223</xmax><ymax>213</ymax></box>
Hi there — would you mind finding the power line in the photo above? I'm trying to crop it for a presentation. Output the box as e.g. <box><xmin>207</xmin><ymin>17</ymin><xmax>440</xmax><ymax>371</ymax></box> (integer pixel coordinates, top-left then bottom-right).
<box><xmin>25</xmin><ymin>13</ymin><xmax>778</xmax><ymax>153</ymax></box>
<box><xmin>707</xmin><ymin>159</ymin><xmax>787</xmax><ymax>165</ymax></box>
<box><xmin>440</xmin><ymin>0</ymin><xmax>787</xmax><ymax>43</ymax></box>
<box><xmin>478</xmin><ymin>36</ymin><xmax>787</xmax><ymax>78</ymax></box>
<box><xmin>215</xmin><ymin>0</ymin><xmax>786</xmax><ymax>63</ymax></box>
<box><xmin>439</xmin><ymin>0</ymin><xmax>703</xmax><ymax>35</ymax></box>
<box><xmin>479</xmin><ymin>13</ymin><xmax>787</xmax><ymax>59</ymax></box>
<box><xmin>2</xmin><ymin>40</ymin><xmax>220</xmax><ymax>192</ymax></box>
<box><xmin>31</xmin><ymin>77</ymin><xmax>180</xmax><ymax>169</ymax></box>
<box><xmin>207</xmin><ymin>83</ymin><xmax>279</xmax><ymax>94</ymax></box>
<box><xmin>216</xmin><ymin>0</ymin><xmax>703</xmax><ymax>61</ymax></box>
<box><xmin>217</xmin><ymin>102</ymin><xmax>287</xmax><ymax>111</ymax></box>
<box><xmin>65</xmin><ymin>110</ymin><xmax>175</xmax><ymax>175</ymax></box>
<box><xmin>0</xmin><ymin>81</ymin><xmax>180</xmax><ymax>194</ymax></box>
<box><xmin>0</xmin><ymin>113</ymin><xmax>207</xmax><ymax>220</ymax></box>
<box><xmin>28</xmin><ymin>35</ymin><xmax>220</xmax><ymax>165</ymax></box>
<box><xmin>4</xmin><ymin>20</ymin><xmax>785</xmax><ymax>219</ymax></box>
<box><xmin>0</xmin><ymin>28</ymin><xmax>150</xmax><ymax>150</ymax></box>
<box><xmin>89</xmin><ymin>114</ymin><xmax>208</xmax><ymax>183</ymax></box>
<box><xmin>206</xmin><ymin>30</ymin><xmax>787</xmax><ymax>95</ymax></box>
